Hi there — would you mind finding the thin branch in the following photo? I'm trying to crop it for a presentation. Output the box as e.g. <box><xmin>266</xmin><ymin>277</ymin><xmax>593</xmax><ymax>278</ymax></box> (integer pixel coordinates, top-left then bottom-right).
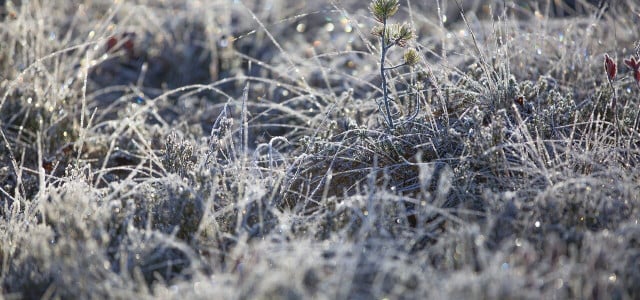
<box><xmin>384</xmin><ymin>63</ymin><xmax>407</xmax><ymax>71</ymax></box>
<box><xmin>379</xmin><ymin>18</ymin><xmax>395</xmax><ymax>130</ymax></box>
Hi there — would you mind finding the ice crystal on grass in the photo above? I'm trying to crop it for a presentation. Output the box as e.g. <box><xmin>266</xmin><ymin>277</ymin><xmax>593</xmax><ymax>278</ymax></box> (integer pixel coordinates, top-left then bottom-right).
<box><xmin>1</xmin><ymin>0</ymin><xmax>640</xmax><ymax>299</ymax></box>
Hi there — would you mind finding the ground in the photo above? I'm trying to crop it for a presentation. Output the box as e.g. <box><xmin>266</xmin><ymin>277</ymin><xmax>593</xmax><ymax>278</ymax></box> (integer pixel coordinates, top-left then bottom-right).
<box><xmin>1</xmin><ymin>0</ymin><xmax>640</xmax><ymax>299</ymax></box>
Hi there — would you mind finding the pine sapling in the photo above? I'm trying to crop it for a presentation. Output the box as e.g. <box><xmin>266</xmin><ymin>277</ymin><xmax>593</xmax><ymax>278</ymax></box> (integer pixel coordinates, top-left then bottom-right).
<box><xmin>370</xmin><ymin>0</ymin><xmax>419</xmax><ymax>131</ymax></box>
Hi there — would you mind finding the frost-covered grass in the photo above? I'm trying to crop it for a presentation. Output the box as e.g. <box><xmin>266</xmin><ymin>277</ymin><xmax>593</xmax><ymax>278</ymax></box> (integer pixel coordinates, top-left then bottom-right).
<box><xmin>1</xmin><ymin>0</ymin><xmax>640</xmax><ymax>299</ymax></box>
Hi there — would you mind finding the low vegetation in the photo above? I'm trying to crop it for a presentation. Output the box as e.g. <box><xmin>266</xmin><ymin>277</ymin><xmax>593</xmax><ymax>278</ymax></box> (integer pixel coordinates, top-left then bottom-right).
<box><xmin>1</xmin><ymin>0</ymin><xmax>639</xmax><ymax>298</ymax></box>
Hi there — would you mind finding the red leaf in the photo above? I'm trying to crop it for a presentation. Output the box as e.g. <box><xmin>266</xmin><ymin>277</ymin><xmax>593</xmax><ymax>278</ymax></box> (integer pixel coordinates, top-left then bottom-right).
<box><xmin>604</xmin><ymin>54</ymin><xmax>617</xmax><ymax>81</ymax></box>
<box><xmin>106</xmin><ymin>36</ymin><xmax>118</xmax><ymax>52</ymax></box>
<box><xmin>121</xmin><ymin>32</ymin><xmax>136</xmax><ymax>52</ymax></box>
<box><xmin>624</xmin><ymin>56</ymin><xmax>640</xmax><ymax>86</ymax></box>
<box><xmin>105</xmin><ymin>32</ymin><xmax>136</xmax><ymax>56</ymax></box>
<box><xmin>624</xmin><ymin>57</ymin><xmax>639</xmax><ymax>69</ymax></box>
<box><xmin>42</xmin><ymin>158</ymin><xmax>54</xmax><ymax>173</ymax></box>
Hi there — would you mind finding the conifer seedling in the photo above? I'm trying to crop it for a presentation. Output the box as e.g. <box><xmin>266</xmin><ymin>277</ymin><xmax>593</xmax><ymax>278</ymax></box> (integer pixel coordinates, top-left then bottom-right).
<box><xmin>370</xmin><ymin>0</ymin><xmax>418</xmax><ymax>130</ymax></box>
